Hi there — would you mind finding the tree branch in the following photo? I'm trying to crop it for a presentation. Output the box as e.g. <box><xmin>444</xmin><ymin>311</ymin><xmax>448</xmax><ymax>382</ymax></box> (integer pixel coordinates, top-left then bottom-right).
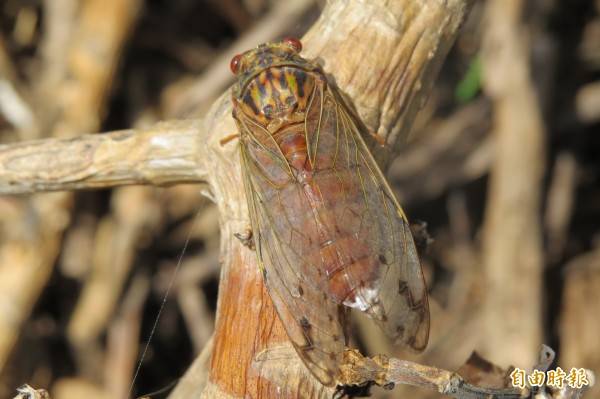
<box><xmin>480</xmin><ymin>0</ymin><xmax>545</xmax><ymax>367</ymax></box>
<box><xmin>339</xmin><ymin>347</ymin><xmax>594</xmax><ymax>399</ymax></box>
<box><xmin>0</xmin><ymin>120</ymin><xmax>207</xmax><ymax>194</ymax></box>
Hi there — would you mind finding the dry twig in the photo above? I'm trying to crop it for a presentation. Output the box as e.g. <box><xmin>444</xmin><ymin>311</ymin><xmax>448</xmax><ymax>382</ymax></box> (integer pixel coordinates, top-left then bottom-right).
<box><xmin>480</xmin><ymin>0</ymin><xmax>546</xmax><ymax>367</ymax></box>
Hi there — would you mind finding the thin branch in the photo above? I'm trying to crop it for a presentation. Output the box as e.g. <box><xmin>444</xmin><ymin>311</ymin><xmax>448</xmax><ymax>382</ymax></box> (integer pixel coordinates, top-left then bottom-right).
<box><xmin>339</xmin><ymin>347</ymin><xmax>594</xmax><ymax>399</ymax></box>
<box><xmin>0</xmin><ymin>35</ymin><xmax>37</xmax><ymax>137</ymax></box>
<box><xmin>480</xmin><ymin>0</ymin><xmax>546</xmax><ymax>367</ymax></box>
<box><xmin>0</xmin><ymin>120</ymin><xmax>207</xmax><ymax>194</ymax></box>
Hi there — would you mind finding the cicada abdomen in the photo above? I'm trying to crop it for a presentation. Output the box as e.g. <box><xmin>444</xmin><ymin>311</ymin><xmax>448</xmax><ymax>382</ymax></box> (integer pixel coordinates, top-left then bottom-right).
<box><xmin>230</xmin><ymin>38</ymin><xmax>429</xmax><ymax>386</ymax></box>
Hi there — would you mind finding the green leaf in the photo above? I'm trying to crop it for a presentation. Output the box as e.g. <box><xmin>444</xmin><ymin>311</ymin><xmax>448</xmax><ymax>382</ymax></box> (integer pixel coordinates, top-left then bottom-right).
<box><xmin>455</xmin><ymin>55</ymin><xmax>481</xmax><ymax>103</ymax></box>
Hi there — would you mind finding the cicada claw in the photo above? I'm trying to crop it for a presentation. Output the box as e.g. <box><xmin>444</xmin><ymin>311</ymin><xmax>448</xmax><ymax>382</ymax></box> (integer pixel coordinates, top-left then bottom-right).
<box><xmin>234</xmin><ymin>228</ymin><xmax>255</xmax><ymax>250</ymax></box>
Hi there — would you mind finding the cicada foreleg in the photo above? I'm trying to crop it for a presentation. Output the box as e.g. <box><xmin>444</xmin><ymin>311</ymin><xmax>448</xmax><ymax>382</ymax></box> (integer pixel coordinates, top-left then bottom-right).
<box><xmin>234</xmin><ymin>228</ymin><xmax>255</xmax><ymax>250</ymax></box>
<box><xmin>219</xmin><ymin>132</ymin><xmax>240</xmax><ymax>146</ymax></box>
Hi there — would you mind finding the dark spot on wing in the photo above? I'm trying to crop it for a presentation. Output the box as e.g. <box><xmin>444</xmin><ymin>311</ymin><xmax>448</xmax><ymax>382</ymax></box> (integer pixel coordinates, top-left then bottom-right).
<box><xmin>378</xmin><ymin>254</ymin><xmax>389</xmax><ymax>265</ymax></box>
<box><xmin>300</xmin><ymin>317</ymin><xmax>311</xmax><ymax>332</ymax></box>
<box><xmin>398</xmin><ymin>280</ymin><xmax>408</xmax><ymax>294</ymax></box>
<box><xmin>411</xmin><ymin>299</ymin><xmax>425</xmax><ymax>311</ymax></box>
<box><xmin>396</xmin><ymin>325</ymin><xmax>405</xmax><ymax>336</ymax></box>
<box><xmin>297</xmin><ymin>285</ymin><xmax>304</xmax><ymax>296</ymax></box>
<box><xmin>300</xmin><ymin>342</ymin><xmax>314</xmax><ymax>351</ymax></box>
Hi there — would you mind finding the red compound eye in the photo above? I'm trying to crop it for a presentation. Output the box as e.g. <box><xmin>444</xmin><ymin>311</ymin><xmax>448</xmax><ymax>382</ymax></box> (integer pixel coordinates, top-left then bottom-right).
<box><xmin>283</xmin><ymin>37</ymin><xmax>302</xmax><ymax>53</ymax></box>
<box><xmin>230</xmin><ymin>54</ymin><xmax>242</xmax><ymax>74</ymax></box>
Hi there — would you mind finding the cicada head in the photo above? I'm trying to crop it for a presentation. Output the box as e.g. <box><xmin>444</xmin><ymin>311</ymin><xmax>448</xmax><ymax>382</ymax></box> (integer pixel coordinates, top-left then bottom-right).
<box><xmin>230</xmin><ymin>38</ymin><xmax>322</xmax><ymax>132</ymax></box>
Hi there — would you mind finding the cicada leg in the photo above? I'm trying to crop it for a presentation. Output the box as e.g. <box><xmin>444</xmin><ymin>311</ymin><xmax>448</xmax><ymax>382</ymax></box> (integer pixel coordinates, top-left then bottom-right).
<box><xmin>409</xmin><ymin>220</ymin><xmax>433</xmax><ymax>256</ymax></box>
<box><xmin>234</xmin><ymin>228</ymin><xmax>255</xmax><ymax>250</ymax></box>
<box><xmin>219</xmin><ymin>133</ymin><xmax>239</xmax><ymax>146</ymax></box>
<box><xmin>368</xmin><ymin>130</ymin><xmax>387</xmax><ymax>147</ymax></box>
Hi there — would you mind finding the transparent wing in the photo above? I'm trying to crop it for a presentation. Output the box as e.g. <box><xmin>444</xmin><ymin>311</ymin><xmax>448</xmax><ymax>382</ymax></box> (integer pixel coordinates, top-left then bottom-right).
<box><xmin>240</xmin><ymin>139</ymin><xmax>346</xmax><ymax>387</ymax></box>
<box><xmin>307</xmin><ymin>86</ymin><xmax>430</xmax><ymax>351</ymax></box>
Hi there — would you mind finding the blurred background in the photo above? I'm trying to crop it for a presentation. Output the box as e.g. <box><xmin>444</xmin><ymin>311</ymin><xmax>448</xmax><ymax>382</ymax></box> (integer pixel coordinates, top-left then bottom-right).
<box><xmin>0</xmin><ymin>0</ymin><xmax>598</xmax><ymax>398</ymax></box>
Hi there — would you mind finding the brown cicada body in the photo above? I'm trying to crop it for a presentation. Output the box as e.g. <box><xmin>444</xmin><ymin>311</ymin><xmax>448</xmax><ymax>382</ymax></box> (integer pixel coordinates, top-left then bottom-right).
<box><xmin>230</xmin><ymin>38</ymin><xmax>429</xmax><ymax>386</ymax></box>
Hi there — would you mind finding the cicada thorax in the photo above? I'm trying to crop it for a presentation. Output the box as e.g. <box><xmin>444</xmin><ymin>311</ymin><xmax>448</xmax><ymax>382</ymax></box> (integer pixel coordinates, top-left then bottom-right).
<box><xmin>235</xmin><ymin>66</ymin><xmax>314</xmax><ymax>170</ymax></box>
<box><xmin>236</xmin><ymin>64</ymin><xmax>382</xmax><ymax>309</ymax></box>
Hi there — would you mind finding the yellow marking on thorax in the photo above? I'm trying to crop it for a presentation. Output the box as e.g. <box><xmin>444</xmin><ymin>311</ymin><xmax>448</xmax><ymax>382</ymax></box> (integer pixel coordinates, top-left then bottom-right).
<box><xmin>285</xmin><ymin>72</ymin><xmax>298</xmax><ymax>95</ymax></box>
<box><xmin>263</xmin><ymin>77</ymin><xmax>273</xmax><ymax>104</ymax></box>
<box><xmin>250</xmin><ymin>85</ymin><xmax>262</xmax><ymax>110</ymax></box>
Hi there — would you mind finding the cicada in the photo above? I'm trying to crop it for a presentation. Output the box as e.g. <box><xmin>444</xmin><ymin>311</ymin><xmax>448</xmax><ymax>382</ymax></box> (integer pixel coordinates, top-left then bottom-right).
<box><xmin>230</xmin><ymin>38</ymin><xmax>429</xmax><ymax>387</ymax></box>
